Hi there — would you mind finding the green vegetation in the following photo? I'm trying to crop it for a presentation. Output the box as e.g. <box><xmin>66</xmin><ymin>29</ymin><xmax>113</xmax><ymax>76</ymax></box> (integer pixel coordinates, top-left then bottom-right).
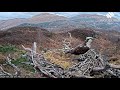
<box><xmin>0</xmin><ymin>44</ymin><xmax>35</xmax><ymax>73</ymax></box>
<box><xmin>20</xmin><ymin>64</ymin><xmax>35</xmax><ymax>73</ymax></box>
<box><xmin>17</xmin><ymin>50</ymin><xmax>26</xmax><ymax>55</ymax></box>
<box><xmin>11</xmin><ymin>57</ymin><xmax>28</xmax><ymax>65</ymax></box>
<box><xmin>12</xmin><ymin>56</ymin><xmax>35</xmax><ymax>72</ymax></box>
<box><xmin>0</xmin><ymin>44</ymin><xmax>18</xmax><ymax>54</ymax></box>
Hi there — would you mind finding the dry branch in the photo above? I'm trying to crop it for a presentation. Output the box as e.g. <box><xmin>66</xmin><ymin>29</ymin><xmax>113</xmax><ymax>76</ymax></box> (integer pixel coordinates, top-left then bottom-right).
<box><xmin>6</xmin><ymin>56</ymin><xmax>21</xmax><ymax>76</ymax></box>
<box><xmin>62</xmin><ymin>32</ymin><xmax>72</xmax><ymax>52</ymax></box>
<box><xmin>107</xmin><ymin>63</ymin><xmax>120</xmax><ymax>69</ymax></box>
<box><xmin>0</xmin><ymin>55</ymin><xmax>21</xmax><ymax>78</ymax></box>
<box><xmin>0</xmin><ymin>65</ymin><xmax>13</xmax><ymax>77</ymax></box>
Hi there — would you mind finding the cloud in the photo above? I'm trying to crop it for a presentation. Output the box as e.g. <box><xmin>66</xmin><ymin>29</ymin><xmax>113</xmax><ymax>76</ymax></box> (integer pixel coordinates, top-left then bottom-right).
<box><xmin>52</xmin><ymin>12</ymin><xmax>81</xmax><ymax>17</ymax></box>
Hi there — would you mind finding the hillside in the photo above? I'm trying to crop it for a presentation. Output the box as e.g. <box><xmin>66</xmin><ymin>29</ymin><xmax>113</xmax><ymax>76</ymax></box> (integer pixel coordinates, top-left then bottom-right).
<box><xmin>1</xmin><ymin>13</ymin><xmax>120</xmax><ymax>32</ymax></box>
<box><xmin>18</xmin><ymin>14</ymin><xmax>120</xmax><ymax>32</ymax></box>
<box><xmin>0</xmin><ymin>26</ymin><xmax>120</xmax><ymax>78</ymax></box>
<box><xmin>0</xmin><ymin>26</ymin><xmax>120</xmax><ymax>58</ymax></box>
<box><xmin>0</xmin><ymin>13</ymin><xmax>67</xmax><ymax>30</ymax></box>
<box><xmin>0</xmin><ymin>27</ymin><xmax>53</xmax><ymax>46</ymax></box>
<box><xmin>0</xmin><ymin>18</ymin><xmax>27</xmax><ymax>30</ymax></box>
<box><xmin>27</xmin><ymin>13</ymin><xmax>67</xmax><ymax>24</ymax></box>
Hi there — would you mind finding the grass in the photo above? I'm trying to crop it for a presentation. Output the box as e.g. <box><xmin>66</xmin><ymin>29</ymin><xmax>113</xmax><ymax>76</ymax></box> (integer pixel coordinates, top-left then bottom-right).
<box><xmin>0</xmin><ymin>44</ymin><xmax>18</xmax><ymax>54</ymax></box>
<box><xmin>17</xmin><ymin>50</ymin><xmax>26</xmax><ymax>55</ymax></box>
<box><xmin>11</xmin><ymin>57</ymin><xmax>28</xmax><ymax>65</ymax></box>
<box><xmin>11</xmin><ymin>56</ymin><xmax>35</xmax><ymax>73</ymax></box>
<box><xmin>19</xmin><ymin>64</ymin><xmax>35</xmax><ymax>73</ymax></box>
<box><xmin>0</xmin><ymin>53</ymin><xmax>6</xmax><ymax>64</ymax></box>
<box><xmin>0</xmin><ymin>44</ymin><xmax>79</xmax><ymax>74</ymax></box>
<box><xmin>0</xmin><ymin>44</ymin><xmax>35</xmax><ymax>73</ymax></box>
<box><xmin>44</xmin><ymin>50</ymin><xmax>75</xmax><ymax>69</ymax></box>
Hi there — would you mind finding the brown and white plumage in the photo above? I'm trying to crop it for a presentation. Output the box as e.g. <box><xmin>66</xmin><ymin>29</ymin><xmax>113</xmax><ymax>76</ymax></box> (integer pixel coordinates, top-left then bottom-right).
<box><xmin>65</xmin><ymin>37</ymin><xmax>93</xmax><ymax>55</ymax></box>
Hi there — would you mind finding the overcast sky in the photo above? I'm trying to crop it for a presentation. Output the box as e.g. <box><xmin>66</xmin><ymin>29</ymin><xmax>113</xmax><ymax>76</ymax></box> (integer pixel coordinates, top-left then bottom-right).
<box><xmin>0</xmin><ymin>12</ymin><xmax>119</xmax><ymax>20</ymax></box>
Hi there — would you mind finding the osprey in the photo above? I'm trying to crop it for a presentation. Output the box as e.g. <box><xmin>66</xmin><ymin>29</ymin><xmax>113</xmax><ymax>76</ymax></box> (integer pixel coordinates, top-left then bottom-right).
<box><xmin>65</xmin><ymin>37</ymin><xmax>94</xmax><ymax>55</ymax></box>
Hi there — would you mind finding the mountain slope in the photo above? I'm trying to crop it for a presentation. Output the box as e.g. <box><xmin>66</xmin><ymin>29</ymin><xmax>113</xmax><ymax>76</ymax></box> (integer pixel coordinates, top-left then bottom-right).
<box><xmin>18</xmin><ymin>14</ymin><xmax>120</xmax><ymax>32</ymax></box>
<box><xmin>1</xmin><ymin>13</ymin><xmax>120</xmax><ymax>32</ymax></box>
<box><xmin>0</xmin><ymin>27</ymin><xmax>54</xmax><ymax>45</ymax></box>
<box><xmin>27</xmin><ymin>13</ymin><xmax>68</xmax><ymax>24</ymax></box>
<box><xmin>0</xmin><ymin>18</ymin><xmax>27</xmax><ymax>30</ymax></box>
<box><xmin>0</xmin><ymin>26</ymin><xmax>120</xmax><ymax>59</ymax></box>
<box><xmin>0</xmin><ymin>13</ymin><xmax>67</xmax><ymax>30</ymax></box>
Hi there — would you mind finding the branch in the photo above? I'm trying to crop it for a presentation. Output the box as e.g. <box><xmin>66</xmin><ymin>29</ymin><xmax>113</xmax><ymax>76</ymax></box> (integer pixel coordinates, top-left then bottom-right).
<box><xmin>77</xmin><ymin>75</ymin><xmax>94</xmax><ymax>78</ymax></box>
<box><xmin>22</xmin><ymin>42</ymin><xmax>43</xmax><ymax>67</ymax></box>
<box><xmin>107</xmin><ymin>63</ymin><xmax>120</xmax><ymax>69</ymax></box>
<box><xmin>32</xmin><ymin>42</ymin><xmax>37</xmax><ymax>54</ymax></box>
<box><xmin>21</xmin><ymin>62</ymin><xmax>34</xmax><ymax>66</ymax></box>
<box><xmin>6</xmin><ymin>56</ymin><xmax>21</xmax><ymax>76</ymax></box>
<box><xmin>62</xmin><ymin>32</ymin><xmax>72</xmax><ymax>52</ymax></box>
<box><xmin>0</xmin><ymin>65</ymin><xmax>13</xmax><ymax>77</ymax></box>
<box><xmin>21</xmin><ymin>45</ymin><xmax>32</xmax><ymax>52</ymax></box>
<box><xmin>22</xmin><ymin>43</ymin><xmax>41</xmax><ymax>56</ymax></box>
<box><xmin>106</xmin><ymin>69</ymin><xmax>117</xmax><ymax>76</ymax></box>
<box><xmin>92</xmin><ymin>67</ymin><xmax>106</xmax><ymax>72</ymax></box>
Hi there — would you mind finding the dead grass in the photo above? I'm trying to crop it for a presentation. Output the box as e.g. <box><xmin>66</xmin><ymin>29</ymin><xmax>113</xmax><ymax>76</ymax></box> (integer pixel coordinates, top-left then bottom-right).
<box><xmin>109</xmin><ymin>55</ymin><xmax>120</xmax><ymax>65</ymax></box>
<box><xmin>0</xmin><ymin>53</ymin><xmax>6</xmax><ymax>64</ymax></box>
<box><xmin>44</xmin><ymin>49</ymin><xmax>77</xmax><ymax>69</ymax></box>
<box><xmin>2</xmin><ymin>65</ymin><xmax>15</xmax><ymax>74</ymax></box>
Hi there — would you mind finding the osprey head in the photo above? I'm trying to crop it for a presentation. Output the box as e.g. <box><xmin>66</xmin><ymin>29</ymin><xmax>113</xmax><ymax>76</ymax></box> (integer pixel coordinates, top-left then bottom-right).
<box><xmin>86</xmin><ymin>37</ymin><xmax>94</xmax><ymax>40</ymax></box>
<box><xmin>85</xmin><ymin>37</ymin><xmax>94</xmax><ymax>48</ymax></box>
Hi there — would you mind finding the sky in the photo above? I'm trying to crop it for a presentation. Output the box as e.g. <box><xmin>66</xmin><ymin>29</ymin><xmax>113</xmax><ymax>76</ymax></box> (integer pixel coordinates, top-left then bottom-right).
<box><xmin>0</xmin><ymin>12</ymin><xmax>119</xmax><ymax>20</ymax></box>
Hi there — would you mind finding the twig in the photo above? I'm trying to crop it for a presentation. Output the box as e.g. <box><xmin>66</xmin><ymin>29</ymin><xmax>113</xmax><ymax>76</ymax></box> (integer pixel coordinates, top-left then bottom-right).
<box><xmin>107</xmin><ymin>63</ymin><xmax>120</xmax><ymax>69</ymax></box>
<box><xmin>0</xmin><ymin>65</ymin><xmax>13</xmax><ymax>77</ymax></box>
<box><xmin>6</xmin><ymin>56</ymin><xmax>21</xmax><ymax>76</ymax></box>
